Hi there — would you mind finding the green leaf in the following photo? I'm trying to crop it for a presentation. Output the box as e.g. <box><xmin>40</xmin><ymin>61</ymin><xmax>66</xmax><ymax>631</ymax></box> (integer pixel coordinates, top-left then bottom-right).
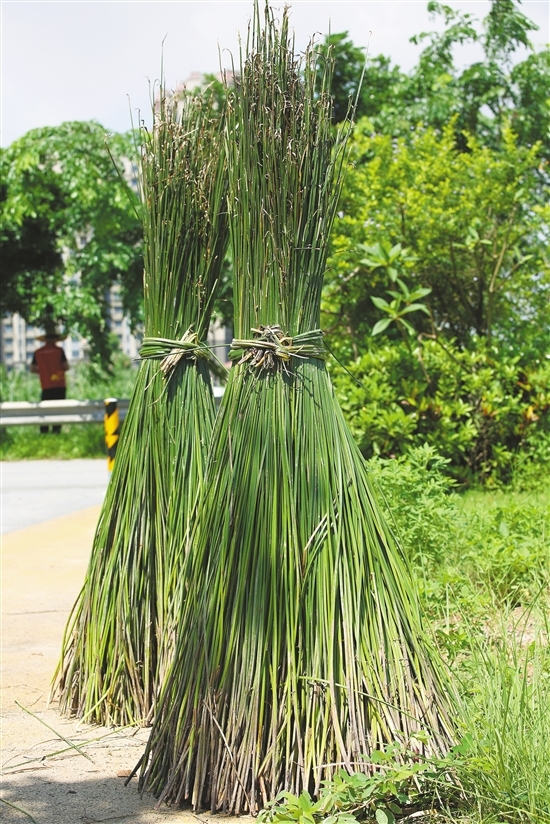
<box><xmin>409</xmin><ymin>287</ymin><xmax>432</xmax><ymax>299</ymax></box>
<box><xmin>371</xmin><ymin>296</ymin><xmax>390</xmax><ymax>311</ymax></box>
<box><xmin>375</xmin><ymin>809</ymin><xmax>395</xmax><ymax>824</ymax></box>
<box><xmin>360</xmin><ymin>256</ymin><xmax>384</xmax><ymax>269</ymax></box>
<box><xmin>399</xmin><ymin>318</ymin><xmax>416</xmax><ymax>336</ymax></box>
<box><xmin>389</xmin><ymin>243</ymin><xmax>403</xmax><ymax>259</ymax></box>
<box><xmin>400</xmin><ymin>303</ymin><xmax>431</xmax><ymax>315</ymax></box>
<box><xmin>372</xmin><ymin>317</ymin><xmax>393</xmax><ymax>336</ymax></box>
<box><xmin>396</xmin><ymin>278</ymin><xmax>410</xmax><ymax>298</ymax></box>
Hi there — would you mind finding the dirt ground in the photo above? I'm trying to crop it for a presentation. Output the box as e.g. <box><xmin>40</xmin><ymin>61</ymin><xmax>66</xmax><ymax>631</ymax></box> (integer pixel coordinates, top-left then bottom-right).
<box><xmin>1</xmin><ymin>506</ymin><xmax>249</xmax><ymax>824</ymax></box>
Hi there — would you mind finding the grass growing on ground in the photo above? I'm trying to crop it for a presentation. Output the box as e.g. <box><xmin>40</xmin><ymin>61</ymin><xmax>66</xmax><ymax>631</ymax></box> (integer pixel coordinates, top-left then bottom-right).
<box><xmin>0</xmin><ymin>355</ymin><xmax>138</xmax><ymax>460</ymax></box>
<box><xmin>261</xmin><ymin>448</ymin><xmax>550</xmax><ymax>823</ymax></box>
<box><xmin>368</xmin><ymin>447</ymin><xmax>549</xmax><ymax>626</ymax></box>
<box><xmin>452</xmin><ymin>612</ymin><xmax>550</xmax><ymax>823</ymax></box>
<box><xmin>0</xmin><ymin>424</ymin><xmax>106</xmax><ymax>460</ymax></box>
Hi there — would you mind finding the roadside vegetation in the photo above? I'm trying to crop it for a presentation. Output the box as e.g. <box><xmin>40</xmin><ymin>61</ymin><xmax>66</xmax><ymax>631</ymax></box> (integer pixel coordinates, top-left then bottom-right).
<box><xmin>1</xmin><ymin>0</ymin><xmax>548</xmax><ymax>820</ymax></box>
<box><xmin>259</xmin><ymin>448</ymin><xmax>550</xmax><ymax>824</ymax></box>
<box><xmin>0</xmin><ymin>355</ymin><xmax>137</xmax><ymax>459</ymax></box>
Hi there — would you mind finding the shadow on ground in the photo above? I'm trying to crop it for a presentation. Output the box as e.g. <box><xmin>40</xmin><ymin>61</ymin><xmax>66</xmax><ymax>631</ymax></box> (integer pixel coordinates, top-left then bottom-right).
<box><xmin>2</xmin><ymin>771</ymin><xmax>240</xmax><ymax>824</ymax></box>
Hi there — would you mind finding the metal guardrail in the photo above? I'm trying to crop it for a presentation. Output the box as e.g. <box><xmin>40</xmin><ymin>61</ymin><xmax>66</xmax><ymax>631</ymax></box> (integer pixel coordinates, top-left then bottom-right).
<box><xmin>0</xmin><ymin>399</ymin><xmax>131</xmax><ymax>427</ymax></box>
<box><xmin>0</xmin><ymin>387</ymin><xmax>225</xmax><ymax>427</ymax></box>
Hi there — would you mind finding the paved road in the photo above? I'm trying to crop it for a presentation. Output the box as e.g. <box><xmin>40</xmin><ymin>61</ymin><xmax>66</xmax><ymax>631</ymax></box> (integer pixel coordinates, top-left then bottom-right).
<box><xmin>1</xmin><ymin>459</ymin><xmax>110</xmax><ymax>534</ymax></box>
<box><xmin>2</xmin><ymin>506</ymin><xmax>209</xmax><ymax>823</ymax></box>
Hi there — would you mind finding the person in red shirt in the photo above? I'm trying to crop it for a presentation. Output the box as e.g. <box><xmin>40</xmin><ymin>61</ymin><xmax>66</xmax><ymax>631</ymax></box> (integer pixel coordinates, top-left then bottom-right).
<box><xmin>31</xmin><ymin>330</ymin><xmax>70</xmax><ymax>434</ymax></box>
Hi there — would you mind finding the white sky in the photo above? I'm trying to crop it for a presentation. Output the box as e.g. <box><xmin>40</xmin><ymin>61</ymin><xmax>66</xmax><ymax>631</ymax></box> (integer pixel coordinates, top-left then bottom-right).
<box><xmin>2</xmin><ymin>0</ymin><xmax>548</xmax><ymax>146</ymax></box>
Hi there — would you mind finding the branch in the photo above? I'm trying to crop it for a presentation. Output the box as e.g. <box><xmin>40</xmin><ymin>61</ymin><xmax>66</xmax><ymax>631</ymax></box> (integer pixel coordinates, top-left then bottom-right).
<box><xmin>492</xmin><ymin>255</ymin><xmax>534</xmax><ymax>291</ymax></box>
<box><xmin>488</xmin><ymin>206</ymin><xmax>517</xmax><ymax>295</ymax></box>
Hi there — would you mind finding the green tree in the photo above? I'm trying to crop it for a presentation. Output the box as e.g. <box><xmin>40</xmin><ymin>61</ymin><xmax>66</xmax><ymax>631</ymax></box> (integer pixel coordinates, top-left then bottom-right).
<box><xmin>320</xmin><ymin>1</ymin><xmax>549</xmax><ymax>159</ymax></box>
<box><xmin>316</xmin><ymin>33</ymin><xmax>403</xmax><ymax>124</ymax></box>
<box><xmin>323</xmin><ymin>122</ymin><xmax>549</xmax><ymax>359</ymax></box>
<box><xmin>0</xmin><ymin>121</ymin><xmax>142</xmax><ymax>363</ymax></box>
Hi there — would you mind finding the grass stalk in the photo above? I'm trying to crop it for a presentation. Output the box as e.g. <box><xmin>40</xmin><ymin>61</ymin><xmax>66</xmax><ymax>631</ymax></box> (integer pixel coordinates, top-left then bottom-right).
<box><xmin>139</xmin><ymin>3</ymin><xmax>455</xmax><ymax>812</ymax></box>
<box><xmin>51</xmin><ymin>87</ymin><xmax>229</xmax><ymax>726</ymax></box>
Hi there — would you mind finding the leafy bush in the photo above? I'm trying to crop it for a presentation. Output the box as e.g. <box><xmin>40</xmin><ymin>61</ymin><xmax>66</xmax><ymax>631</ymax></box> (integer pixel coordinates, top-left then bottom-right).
<box><xmin>259</xmin><ymin>738</ymin><xmax>466</xmax><ymax>824</ymax></box>
<box><xmin>323</xmin><ymin>122</ymin><xmax>549</xmax><ymax>359</ymax></box>
<box><xmin>331</xmin><ymin>339</ymin><xmax>550</xmax><ymax>485</ymax></box>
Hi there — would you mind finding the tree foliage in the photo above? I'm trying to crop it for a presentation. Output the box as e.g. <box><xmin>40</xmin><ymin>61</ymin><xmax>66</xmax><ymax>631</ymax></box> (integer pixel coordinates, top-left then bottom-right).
<box><xmin>323</xmin><ymin>122</ymin><xmax>549</xmax><ymax>359</ymax></box>
<box><xmin>317</xmin><ymin>1</ymin><xmax>550</xmax><ymax>484</ymax></box>
<box><xmin>321</xmin><ymin>1</ymin><xmax>550</xmax><ymax>159</ymax></box>
<box><xmin>0</xmin><ymin>121</ymin><xmax>142</xmax><ymax>362</ymax></box>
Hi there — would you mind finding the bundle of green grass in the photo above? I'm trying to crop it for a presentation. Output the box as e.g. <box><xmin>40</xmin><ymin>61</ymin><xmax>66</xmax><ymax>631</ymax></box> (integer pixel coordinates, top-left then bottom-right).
<box><xmin>139</xmin><ymin>4</ymin><xmax>455</xmax><ymax>813</ymax></box>
<box><xmin>53</xmin><ymin>89</ymin><xmax>228</xmax><ymax>726</ymax></box>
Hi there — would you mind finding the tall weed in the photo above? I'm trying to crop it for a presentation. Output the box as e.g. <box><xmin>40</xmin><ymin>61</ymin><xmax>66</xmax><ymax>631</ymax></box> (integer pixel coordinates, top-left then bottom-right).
<box><xmin>453</xmin><ymin>609</ymin><xmax>550</xmax><ymax>823</ymax></box>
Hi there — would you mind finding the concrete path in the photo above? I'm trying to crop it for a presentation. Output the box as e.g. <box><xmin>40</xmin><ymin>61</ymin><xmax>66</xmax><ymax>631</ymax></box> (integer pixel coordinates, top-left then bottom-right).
<box><xmin>1</xmin><ymin>460</ymin><xmax>110</xmax><ymax>534</ymax></box>
<box><xmin>1</xmin><ymin>507</ymin><xmax>247</xmax><ymax>824</ymax></box>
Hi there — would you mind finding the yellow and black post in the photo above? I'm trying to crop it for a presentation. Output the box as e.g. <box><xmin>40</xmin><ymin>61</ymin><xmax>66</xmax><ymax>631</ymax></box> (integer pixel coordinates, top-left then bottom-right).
<box><xmin>104</xmin><ymin>398</ymin><xmax>120</xmax><ymax>472</ymax></box>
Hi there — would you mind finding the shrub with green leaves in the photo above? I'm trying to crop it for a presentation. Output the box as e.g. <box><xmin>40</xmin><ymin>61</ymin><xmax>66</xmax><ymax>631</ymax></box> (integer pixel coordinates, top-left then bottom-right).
<box><xmin>331</xmin><ymin>339</ymin><xmax>550</xmax><ymax>485</ymax></box>
<box><xmin>323</xmin><ymin>121</ymin><xmax>549</xmax><ymax>359</ymax></box>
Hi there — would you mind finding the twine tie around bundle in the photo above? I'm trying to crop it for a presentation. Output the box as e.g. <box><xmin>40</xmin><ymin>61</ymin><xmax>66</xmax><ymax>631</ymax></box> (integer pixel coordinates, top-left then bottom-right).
<box><xmin>229</xmin><ymin>325</ymin><xmax>326</xmax><ymax>373</ymax></box>
<box><xmin>140</xmin><ymin>328</ymin><xmax>224</xmax><ymax>379</ymax></box>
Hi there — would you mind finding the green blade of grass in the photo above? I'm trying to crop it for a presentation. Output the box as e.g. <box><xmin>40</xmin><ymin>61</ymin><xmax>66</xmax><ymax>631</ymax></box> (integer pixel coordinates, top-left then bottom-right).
<box><xmin>0</xmin><ymin>798</ymin><xmax>38</xmax><ymax>823</ymax></box>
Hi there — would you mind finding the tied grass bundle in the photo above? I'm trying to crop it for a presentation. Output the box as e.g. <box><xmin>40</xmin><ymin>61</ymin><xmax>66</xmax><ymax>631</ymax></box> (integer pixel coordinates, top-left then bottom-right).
<box><xmin>139</xmin><ymin>4</ymin><xmax>455</xmax><ymax>813</ymax></box>
<box><xmin>52</xmin><ymin>90</ymin><xmax>228</xmax><ymax>726</ymax></box>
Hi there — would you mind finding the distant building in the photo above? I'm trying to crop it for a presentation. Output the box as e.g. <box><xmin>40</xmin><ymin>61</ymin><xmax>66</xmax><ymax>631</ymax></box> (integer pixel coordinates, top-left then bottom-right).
<box><xmin>0</xmin><ymin>314</ymin><xmax>39</xmax><ymax>369</ymax></box>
